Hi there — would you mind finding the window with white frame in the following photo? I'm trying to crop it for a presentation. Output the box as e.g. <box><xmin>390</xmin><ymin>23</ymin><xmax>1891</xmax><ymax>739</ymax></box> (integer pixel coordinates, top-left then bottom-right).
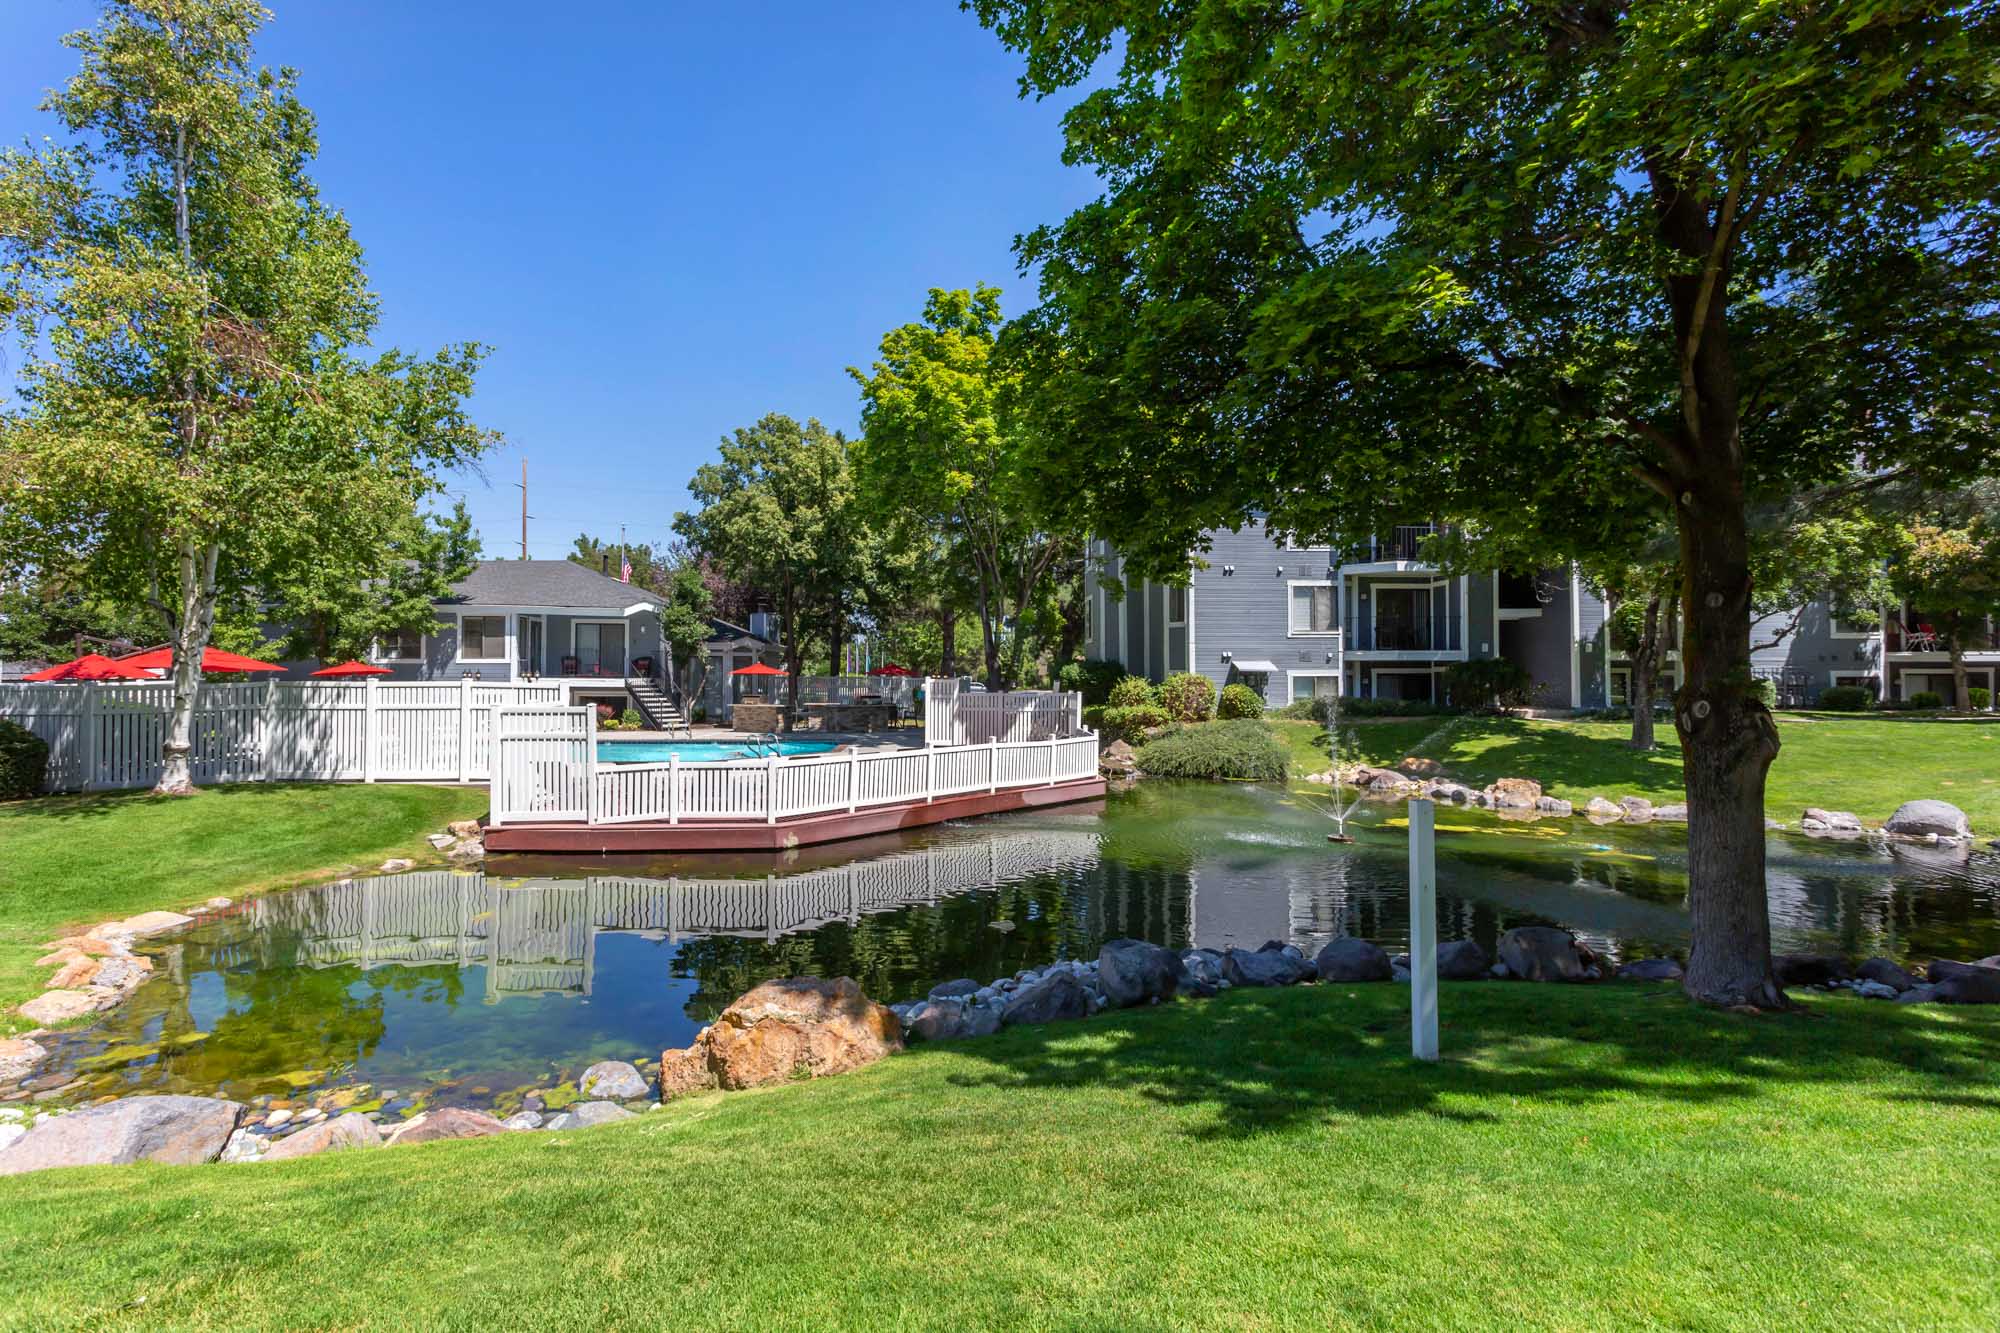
<box><xmin>1290</xmin><ymin>670</ymin><xmax>1342</xmax><ymax>701</ymax></box>
<box><xmin>375</xmin><ymin>627</ymin><xmax>424</xmax><ymax>662</ymax></box>
<box><xmin>1167</xmin><ymin>585</ymin><xmax>1187</xmax><ymax>626</ymax></box>
<box><xmin>1830</xmin><ymin>607</ymin><xmax>1876</xmax><ymax>638</ymax></box>
<box><xmin>1289</xmin><ymin>581</ymin><xmax>1336</xmax><ymax>635</ymax></box>
<box><xmin>458</xmin><ymin>614</ymin><xmax>507</xmax><ymax>661</ymax></box>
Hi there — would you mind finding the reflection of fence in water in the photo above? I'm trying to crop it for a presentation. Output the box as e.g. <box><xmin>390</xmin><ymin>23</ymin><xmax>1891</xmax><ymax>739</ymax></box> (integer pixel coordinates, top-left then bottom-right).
<box><xmin>242</xmin><ymin>831</ymin><xmax>1102</xmax><ymax>1001</ymax></box>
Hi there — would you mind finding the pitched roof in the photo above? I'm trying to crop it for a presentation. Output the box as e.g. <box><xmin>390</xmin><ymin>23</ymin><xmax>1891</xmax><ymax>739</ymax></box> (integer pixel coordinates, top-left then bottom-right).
<box><xmin>437</xmin><ymin>560</ymin><xmax>664</xmax><ymax>610</ymax></box>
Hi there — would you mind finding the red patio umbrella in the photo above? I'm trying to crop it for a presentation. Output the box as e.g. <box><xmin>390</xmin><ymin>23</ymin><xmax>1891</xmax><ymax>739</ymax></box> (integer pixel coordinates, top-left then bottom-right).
<box><xmin>730</xmin><ymin>662</ymin><xmax>788</xmax><ymax>675</ymax></box>
<box><xmin>309</xmin><ymin>660</ymin><xmax>393</xmax><ymax>678</ymax></box>
<box><xmin>117</xmin><ymin>645</ymin><xmax>285</xmax><ymax>674</ymax></box>
<box><xmin>20</xmin><ymin>654</ymin><xmax>155</xmax><ymax>682</ymax></box>
<box><xmin>868</xmin><ymin>663</ymin><xmax>915</xmax><ymax>677</ymax></box>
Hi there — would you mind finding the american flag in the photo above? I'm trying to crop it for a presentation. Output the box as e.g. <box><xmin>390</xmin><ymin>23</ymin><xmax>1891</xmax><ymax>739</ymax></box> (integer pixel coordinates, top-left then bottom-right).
<box><xmin>619</xmin><ymin>554</ymin><xmax>631</xmax><ymax>584</ymax></box>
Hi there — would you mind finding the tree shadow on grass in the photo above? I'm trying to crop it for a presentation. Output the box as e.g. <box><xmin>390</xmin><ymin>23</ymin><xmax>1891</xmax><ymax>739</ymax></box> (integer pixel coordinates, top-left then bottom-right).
<box><xmin>1437</xmin><ymin>719</ymin><xmax>1687</xmax><ymax>796</ymax></box>
<box><xmin>1</xmin><ymin>783</ymin><xmax>407</xmax><ymax>823</ymax></box>
<box><xmin>931</xmin><ymin>984</ymin><xmax>2000</xmax><ymax>1141</ymax></box>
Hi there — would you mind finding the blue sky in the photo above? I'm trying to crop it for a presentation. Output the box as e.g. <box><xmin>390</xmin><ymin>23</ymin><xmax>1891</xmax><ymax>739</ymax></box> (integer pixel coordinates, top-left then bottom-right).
<box><xmin>0</xmin><ymin>1</ymin><xmax>1099</xmax><ymax>557</ymax></box>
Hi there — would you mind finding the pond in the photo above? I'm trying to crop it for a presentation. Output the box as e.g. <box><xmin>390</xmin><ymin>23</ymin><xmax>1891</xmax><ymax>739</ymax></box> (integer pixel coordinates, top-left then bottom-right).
<box><xmin>30</xmin><ymin>782</ymin><xmax>2000</xmax><ymax>1113</ymax></box>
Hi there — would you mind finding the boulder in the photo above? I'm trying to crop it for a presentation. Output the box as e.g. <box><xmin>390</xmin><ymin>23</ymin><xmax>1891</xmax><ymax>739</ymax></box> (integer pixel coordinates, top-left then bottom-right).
<box><xmin>1926</xmin><ymin>959</ymin><xmax>2000</xmax><ymax>1005</ymax></box>
<box><xmin>1435</xmin><ymin>940</ymin><xmax>1490</xmax><ymax>980</ymax></box>
<box><xmin>960</xmin><ymin>1003</ymin><xmax>1003</xmax><ymax>1038</ymax></box>
<box><xmin>447</xmin><ymin>839</ymin><xmax>486</xmax><ymax>863</ymax></box>
<box><xmin>17</xmin><ymin>989</ymin><xmax>115</xmax><ymax>1026</ymax></box>
<box><xmin>379</xmin><ymin>858</ymin><xmax>415</xmax><ymax>873</ymax></box>
<box><xmin>1180</xmin><ymin>948</ymin><xmax>1225</xmax><ymax>997</ymax></box>
<box><xmin>45</xmin><ymin>956</ymin><xmax>103</xmax><ymax>989</ymax></box>
<box><xmin>1314</xmin><ymin>937</ymin><xmax>1392</xmax><ymax>982</ymax></box>
<box><xmin>1849</xmin><ymin>979</ymin><xmax>1900</xmax><ymax>1000</ymax></box>
<box><xmin>547</xmin><ymin>1101</ymin><xmax>637</xmax><ymax>1130</ymax></box>
<box><xmin>262</xmin><ymin>1112</ymin><xmax>381</xmax><ymax>1161</ymax></box>
<box><xmin>1399</xmin><ymin>757</ymin><xmax>1443</xmax><ymax>778</ymax></box>
<box><xmin>1619</xmin><ymin>796</ymin><xmax>1654</xmax><ymax>822</ymax></box>
<box><xmin>906</xmin><ymin>999</ymin><xmax>970</xmax><ymax>1042</ymax></box>
<box><xmin>1487</xmin><ymin>777</ymin><xmax>1542</xmax><ymax>809</ymax></box>
<box><xmin>927</xmin><ymin>978</ymin><xmax>980</xmax><ymax>1002</ymax></box>
<box><xmin>1429</xmin><ymin>782</ymin><xmax>1476</xmax><ymax>804</ymax></box>
<box><xmin>1652</xmin><ymin>803</ymin><xmax>1689</xmax><ymax>822</ymax></box>
<box><xmin>425</xmin><ymin>833</ymin><xmax>457</xmax><ymax>850</ymax></box>
<box><xmin>0</xmin><ymin>1095</ymin><xmax>243</xmax><ymax>1175</ymax></box>
<box><xmin>1617</xmin><ymin>957</ymin><xmax>1684</xmax><ymax>982</ymax></box>
<box><xmin>1884</xmin><ymin>799</ymin><xmax>1970</xmax><ymax>840</ymax></box>
<box><xmin>658</xmin><ymin>976</ymin><xmax>903</xmax><ymax>1100</ymax></box>
<box><xmin>1536</xmin><ymin>796</ymin><xmax>1573</xmax><ymax>817</ymax></box>
<box><xmin>502</xmin><ymin>1111</ymin><xmax>543</xmax><ymax>1131</ymax></box>
<box><xmin>1354</xmin><ymin>765</ymin><xmax>1415</xmax><ymax>792</ymax></box>
<box><xmin>447</xmin><ymin>819</ymin><xmax>483</xmax><ymax>839</ymax></box>
<box><xmin>1801</xmin><ymin>808</ymin><xmax>1863</xmax><ymax>834</ymax></box>
<box><xmin>578</xmin><ymin>1060</ymin><xmax>649</xmax><ymax>1101</ymax></box>
<box><xmin>1774</xmin><ymin>954</ymin><xmax>1851</xmax><ymax>988</ymax></box>
<box><xmin>115</xmin><ymin>910</ymin><xmax>193</xmax><ymax>938</ymax></box>
<box><xmin>1856</xmin><ymin>957</ymin><xmax>1919</xmax><ymax>993</ymax></box>
<box><xmin>1498</xmin><ymin>927</ymin><xmax>1590</xmax><ymax>982</ymax></box>
<box><xmin>1000</xmin><ymin>971</ymin><xmax>1091</xmax><ymax>1026</ymax></box>
<box><xmin>1895</xmin><ymin>984</ymin><xmax>1942</xmax><ymax>1005</ymax></box>
<box><xmin>1584</xmin><ymin>796</ymin><xmax>1624</xmax><ymax>822</ymax></box>
<box><xmin>383</xmin><ymin>1107</ymin><xmax>508</xmax><ymax>1146</ymax></box>
<box><xmin>0</xmin><ymin>1038</ymin><xmax>47</xmax><ymax>1084</ymax></box>
<box><xmin>1221</xmin><ymin>946</ymin><xmax>1312</xmax><ymax>988</ymax></box>
<box><xmin>1098</xmin><ymin>740</ymin><xmax>1138</xmax><ymax>776</ymax></box>
<box><xmin>1097</xmin><ymin>938</ymin><xmax>1187</xmax><ymax>1007</ymax></box>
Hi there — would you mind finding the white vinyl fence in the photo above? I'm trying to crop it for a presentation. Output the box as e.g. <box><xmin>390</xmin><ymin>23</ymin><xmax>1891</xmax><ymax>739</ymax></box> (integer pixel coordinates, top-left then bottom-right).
<box><xmin>922</xmin><ymin>678</ymin><xmax>1084</xmax><ymax>746</ymax></box>
<box><xmin>492</xmin><ymin>705</ymin><xmax>1102</xmax><ymax>827</ymax></box>
<box><xmin>0</xmin><ymin>680</ymin><xmax>562</xmax><ymax>792</ymax></box>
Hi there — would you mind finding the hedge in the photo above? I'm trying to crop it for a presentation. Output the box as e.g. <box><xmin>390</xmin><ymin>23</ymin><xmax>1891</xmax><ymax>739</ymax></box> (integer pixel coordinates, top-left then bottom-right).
<box><xmin>0</xmin><ymin>719</ymin><xmax>50</xmax><ymax>800</ymax></box>
<box><xmin>1133</xmin><ymin>719</ymin><xmax>1289</xmax><ymax>782</ymax></box>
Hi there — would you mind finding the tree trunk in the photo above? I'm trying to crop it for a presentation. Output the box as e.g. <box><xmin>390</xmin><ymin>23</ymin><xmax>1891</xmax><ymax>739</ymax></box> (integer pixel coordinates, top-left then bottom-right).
<box><xmin>1674</xmin><ymin>491</ymin><xmax>1785</xmax><ymax>1009</ymax></box>
<box><xmin>827</xmin><ymin>608</ymin><xmax>844</xmax><ymax>677</ymax></box>
<box><xmin>155</xmin><ymin>540</ymin><xmax>220</xmax><ymax>796</ymax></box>
<box><xmin>1627</xmin><ymin>594</ymin><xmax>1664</xmax><ymax>750</ymax></box>
<box><xmin>938</xmin><ymin>607</ymin><xmax>957</xmax><ymax>677</ymax></box>
<box><xmin>1947</xmin><ymin>628</ymin><xmax>1969</xmax><ymax>710</ymax></box>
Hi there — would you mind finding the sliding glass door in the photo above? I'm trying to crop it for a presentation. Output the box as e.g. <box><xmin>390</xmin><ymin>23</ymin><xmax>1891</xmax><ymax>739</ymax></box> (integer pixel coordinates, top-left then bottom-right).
<box><xmin>574</xmin><ymin>621</ymin><xmax>627</xmax><ymax>677</ymax></box>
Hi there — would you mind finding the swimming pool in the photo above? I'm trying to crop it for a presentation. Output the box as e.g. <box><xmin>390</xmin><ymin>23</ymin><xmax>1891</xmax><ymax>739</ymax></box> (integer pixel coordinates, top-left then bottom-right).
<box><xmin>595</xmin><ymin>739</ymin><xmax>838</xmax><ymax>764</ymax></box>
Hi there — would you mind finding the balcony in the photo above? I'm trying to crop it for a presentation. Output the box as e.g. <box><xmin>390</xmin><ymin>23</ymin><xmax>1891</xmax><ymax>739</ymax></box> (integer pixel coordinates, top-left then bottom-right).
<box><xmin>1346</xmin><ymin>609</ymin><xmax>1462</xmax><ymax>655</ymax></box>
<box><xmin>1886</xmin><ymin>613</ymin><xmax>2000</xmax><ymax>654</ymax></box>
<box><xmin>1339</xmin><ymin>524</ymin><xmax>1441</xmax><ymax>567</ymax></box>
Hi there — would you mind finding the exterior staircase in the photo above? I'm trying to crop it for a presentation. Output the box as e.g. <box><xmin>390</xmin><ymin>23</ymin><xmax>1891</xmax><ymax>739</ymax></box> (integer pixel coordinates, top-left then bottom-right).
<box><xmin>628</xmin><ymin>677</ymin><xmax>691</xmax><ymax>736</ymax></box>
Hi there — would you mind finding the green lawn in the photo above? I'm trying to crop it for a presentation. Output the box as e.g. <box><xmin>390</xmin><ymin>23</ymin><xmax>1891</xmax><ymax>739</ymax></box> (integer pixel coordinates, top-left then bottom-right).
<box><xmin>0</xmin><ymin>784</ymin><xmax>489</xmax><ymax>1033</ymax></box>
<box><xmin>1274</xmin><ymin>713</ymin><xmax>2000</xmax><ymax>828</ymax></box>
<box><xmin>0</xmin><ymin>984</ymin><xmax>1993</xmax><ymax>1327</ymax></box>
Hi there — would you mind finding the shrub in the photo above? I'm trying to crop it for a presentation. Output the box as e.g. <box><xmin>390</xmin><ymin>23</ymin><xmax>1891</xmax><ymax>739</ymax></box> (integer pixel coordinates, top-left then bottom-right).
<box><xmin>1097</xmin><ymin>704</ymin><xmax>1169</xmax><ymax>743</ymax></box>
<box><xmin>1133</xmin><ymin>719</ymin><xmax>1289</xmax><ymax>782</ymax></box>
<box><xmin>1908</xmin><ymin>690</ymin><xmax>1945</xmax><ymax>710</ymax></box>
<box><xmin>1971</xmin><ymin>687</ymin><xmax>1992</xmax><ymax>710</ymax></box>
<box><xmin>0</xmin><ymin>720</ymin><xmax>50</xmax><ymax>799</ymax></box>
<box><xmin>620</xmin><ymin>708</ymin><xmax>643</xmax><ymax>729</ymax></box>
<box><xmin>1441</xmin><ymin>658</ymin><xmax>1533</xmax><ymax>710</ymax></box>
<box><xmin>1748</xmin><ymin>678</ymin><xmax>1777</xmax><ymax>708</ymax></box>
<box><xmin>1058</xmin><ymin>659</ymin><xmax>1126</xmax><ymax>706</ymax></box>
<box><xmin>1817</xmin><ymin>685</ymin><xmax>1872</xmax><ymax>712</ymax></box>
<box><xmin>1216</xmin><ymin>682</ymin><xmax>1265</xmax><ymax>720</ymax></box>
<box><xmin>1158</xmin><ymin>672</ymin><xmax>1216</xmax><ymax>723</ymax></box>
<box><xmin>1106</xmin><ymin>675</ymin><xmax>1158</xmax><ymax>708</ymax></box>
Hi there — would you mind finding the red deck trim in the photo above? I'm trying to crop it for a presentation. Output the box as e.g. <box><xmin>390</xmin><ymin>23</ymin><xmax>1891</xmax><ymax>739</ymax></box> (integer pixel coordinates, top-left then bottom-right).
<box><xmin>483</xmin><ymin>776</ymin><xmax>1108</xmax><ymax>853</ymax></box>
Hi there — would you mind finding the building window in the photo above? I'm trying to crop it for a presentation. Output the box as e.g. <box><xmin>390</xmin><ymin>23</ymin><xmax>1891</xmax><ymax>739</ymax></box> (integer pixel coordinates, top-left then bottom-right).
<box><xmin>1830</xmin><ymin>608</ymin><xmax>1876</xmax><ymax>638</ymax></box>
<box><xmin>375</xmin><ymin>627</ymin><xmax>424</xmax><ymax>662</ymax></box>
<box><xmin>1289</xmin><ymin>581</ymin><xmax>1336</xmax><ymax>636</ymax></box>
<box><xmin>1167</xmin><ymin>585</ymin><xmax>1188</xmax><ymax>626</ymax></box>
<box><xmin>1608</xmin><ymin>668</ymin><xmax>1630</xmax><ymax>708</ymax></box>
<box><xmin>1290</xmin><ymin>671</ymin><xmax>1342</xmax><ymax>702</ymax></box>
<box><xmin>459</xmin><ymin>615</ymin><xmax>507</xmax><ymax>661</ymax></box>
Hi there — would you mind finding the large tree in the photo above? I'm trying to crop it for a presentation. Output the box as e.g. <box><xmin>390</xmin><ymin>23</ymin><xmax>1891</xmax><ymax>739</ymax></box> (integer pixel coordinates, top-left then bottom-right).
<box><xmin>971</xmin><ymin>0</ymin><xmax>2000</xmax><ymax>1005</ymax></box>
<box><xmin>851</xmin><ymin>285</ymin><xmax>1085</xmax><ymax>688</ymax></box>
<box><xmin>0</xmin><ymin>0</ymin><xmax>491</xmax><ymax>791</ymax></box>
<box><xmin>674</xmin><ymin>414</ymin><xmax>866</xmax><ymax>726</ymax></box>
<box><xmin>268</xmin><ymin>501</ymin><xmax>480</xmax><ymax>664</ymax></box>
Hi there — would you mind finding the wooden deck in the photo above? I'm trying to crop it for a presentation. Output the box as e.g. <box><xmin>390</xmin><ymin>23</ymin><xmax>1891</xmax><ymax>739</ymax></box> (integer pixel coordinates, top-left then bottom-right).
<box><xmin>483</xmin><ymin>775</ymin><xmax>1108</xmax><ymax>853</ymax></box>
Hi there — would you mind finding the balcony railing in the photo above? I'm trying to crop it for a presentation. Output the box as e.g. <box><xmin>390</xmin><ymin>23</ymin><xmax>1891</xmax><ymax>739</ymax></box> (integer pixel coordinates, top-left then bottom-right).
<box><xmin>1340</xmin><ymin>524</ymin><xmax>1441</xmax><ymax>565</ymax></box>
<box><xmin>1346</xmin><ymin>610</ymin><xmax>1461</xmax><ymax>654</ymax></box>
<box><xmin>1886</xmin><ymin>615</ymin><xmax>2000</xmax><ymax>653</ymax></box>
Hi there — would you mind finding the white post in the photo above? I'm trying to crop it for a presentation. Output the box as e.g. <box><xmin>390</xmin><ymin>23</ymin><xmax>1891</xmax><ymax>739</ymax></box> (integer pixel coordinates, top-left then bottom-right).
<box><xmin>81</xmin><ymin>686</ymin><xmax>99</xmax><ymax>793</ymax></box>
<box><xmin>487</xmin><ymin>704</ymin><xmax>505</xmax><ymax>828</ymax></box>
<box><xmin>925</xmin><ymin>747</ymin><xmax>935</xmax><ymax>803</ymax></box>
<box><xmin>1047</xmin><ymin>736</ymin><xmax>1058</xmax><ymax>786</ymax></box>
<box><xmin>847</xmin><ymin>747</ymin><xmax>859</xmax><ymax>813</ymax></box>
<box><xmin>668</xmin><ymin>753</ymin><xmax>681</xmax><ymax>825</ymax></box>
<box><xmin>458</xmin><ymin>677</ymin><xmax>473</xmax><ymax>784</ymax></box>
<box><xmin>1409</xmin><ymin>797</ymin><xmax>1439</xmax><ymax>1062</ymax></box>
<box><xmin>765</xmin><ymin>752</ymin><xmax>779</xmax><ymax>825</ymax></box>
<box><xmin>363</xmin><ymin>676</ymin><xmax>379</xmax><ymax>782</ymax></box>
<box><xmin>989</xmin><ymin>739</ymin><xmax>1000</xmax><ymax>794</ymax></box>
<box><xmin>583</xmin><ymin>714</ymin><xmax>599</xmax><ymax>825</ymax></box>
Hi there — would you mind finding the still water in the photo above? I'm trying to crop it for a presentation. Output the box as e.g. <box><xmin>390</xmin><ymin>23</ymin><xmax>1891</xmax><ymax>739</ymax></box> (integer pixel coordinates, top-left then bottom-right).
<box><xmin>36</xmin><ymin>782</ymin><xmax>2000</xmax><ymax>1110</ymax></box>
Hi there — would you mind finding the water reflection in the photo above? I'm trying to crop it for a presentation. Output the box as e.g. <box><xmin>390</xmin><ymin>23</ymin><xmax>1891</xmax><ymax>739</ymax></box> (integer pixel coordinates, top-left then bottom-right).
<box><xmin>32</xmin><ymin>783</ymin><xmax>2000</xmax><ymax>1109</ymax></box>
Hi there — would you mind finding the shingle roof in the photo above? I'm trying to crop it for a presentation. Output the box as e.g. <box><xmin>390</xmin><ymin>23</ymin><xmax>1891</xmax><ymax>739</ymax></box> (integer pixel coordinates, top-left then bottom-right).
<box><xmin>437</xmin><ymin>560</ymin><xmax>664</xmax><ymax>609</ymax></box>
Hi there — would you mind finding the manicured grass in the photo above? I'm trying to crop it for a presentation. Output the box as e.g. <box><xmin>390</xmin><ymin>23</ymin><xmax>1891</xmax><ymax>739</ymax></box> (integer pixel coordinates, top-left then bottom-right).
<box><xmin>0</xmin><ymin>984</ymin><xmax>1994</xmax><ymax>1327</ymax></box>
<box><xmin>0</xmin><ymin>784</ymin><xmax>489</xmax><ymax>1033</ymax></box>
<box><xmin>1274</xmin><ymin>713</ymin><xmax>2000</xmax><ymax>828</ymax></box>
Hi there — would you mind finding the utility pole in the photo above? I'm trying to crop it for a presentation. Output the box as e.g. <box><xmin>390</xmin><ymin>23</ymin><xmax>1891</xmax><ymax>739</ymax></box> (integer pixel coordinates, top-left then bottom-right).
<box><xmin>515</xmin><ymin>457</ymin><xmax>531</xmax><ymax>559</ymax></box>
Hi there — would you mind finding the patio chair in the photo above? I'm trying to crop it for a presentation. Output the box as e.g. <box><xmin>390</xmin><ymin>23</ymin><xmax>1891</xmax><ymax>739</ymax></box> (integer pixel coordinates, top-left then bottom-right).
<box><xmin>631</xmin><ymin>655</ymin><xmax>655</xmax><ymax>679</ymax></box>
<box><xmin>1911</xmin><ymin>623</ymin><xmax>1940</xmax><ymax>652</ymax></box>
<box><xmin>559</xmin><ymin>654</ymin><xmax>580</xmax><ymax>676</ymax></box>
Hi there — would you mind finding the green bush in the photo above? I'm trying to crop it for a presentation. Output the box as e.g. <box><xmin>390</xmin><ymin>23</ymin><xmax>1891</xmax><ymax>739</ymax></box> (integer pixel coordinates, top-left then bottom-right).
<box><xmin>1441</xmin><ymin>658</ymin><xmax>1532</xmax><ymax>710</ymax></box>
<box><xmin>1274</xmin><ymin>695</ymin><xmax>1451</xmax><ymax>722</ymax></box>
<box><xmin>1908</xmin><ymin>690</ymin><xmax>1945</xmax><ymax>710</ymax></box>
<box><xmin>1817</xmin><ymin>684</ymin><xmax>1872</xmax><ymax>712</ymax></box>
<box><xmin>1216</xmin><ymin>682</ymin><xmax>1265</xmax><ymax>720</ymax></box>
<box><xmin>1133</xmin><ymin>719</ymin><xmax>1289</xmax><ymax>782</ymax></box>
<box><xmin>1158</xmin><ymin>672</ymin><xmax>1216</xmax><ymax>723</ymax></box>
<box><xmin>1106</xmin><ymin>675</ymin><xmax>1158</xmax><ymax>708</ymax></box>
<box><xmin>1748</xmin><ymin>678</ymin><xmax>1777</xmax><ymax>708</ymax></box>
<box><xmin>1058</xmin><ymin>659</ymin><xmax>1126</xmax><ymax>706</ymax></box>
<box><xmin>620</xmin><ymin>708</ymin><xmax>643</xmax><ymax>729</ymax></box>
<box><xmin>1097</xmin><ymin>704</ymin><xmax>1169</xmax><ymax>743</ymax></box>
<box><xmin>1971</xmin><ymin>687</ymin><xmax>1992</xmax><ymax>710</ymax></box>
<box><xmin>0</xmin><ymin>719</ymin><xmax>50</xmax><ymax>799</ymax></box>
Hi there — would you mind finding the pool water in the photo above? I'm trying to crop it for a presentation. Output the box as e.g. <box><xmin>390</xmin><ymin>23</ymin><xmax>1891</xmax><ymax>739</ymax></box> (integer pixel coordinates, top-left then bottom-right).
<box><xmin>28</xmin><ymin>782</ymin><xmax>2000</xmax><ymax>1114</ymax></box>
<box><xmin>596</xmin><ymin>739</ymin><xmax>838</xmax><ymax>763</ymax></box>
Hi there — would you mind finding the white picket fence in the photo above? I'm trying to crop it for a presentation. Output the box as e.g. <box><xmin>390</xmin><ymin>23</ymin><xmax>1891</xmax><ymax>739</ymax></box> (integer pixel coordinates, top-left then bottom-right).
<box><xmin>922</xmin><ymin>677</ymin><xmax>1084</xmax><ymax>746</ymax></box>
<box><xmin>0</xmin><ymin>680</ymin><xmax>562</xmax><ymax>792</ymax></box>
<box><xmin>491</xmin><ymin>705</ymin><xmax>1102</xmax><ymax>827</ymax></box>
